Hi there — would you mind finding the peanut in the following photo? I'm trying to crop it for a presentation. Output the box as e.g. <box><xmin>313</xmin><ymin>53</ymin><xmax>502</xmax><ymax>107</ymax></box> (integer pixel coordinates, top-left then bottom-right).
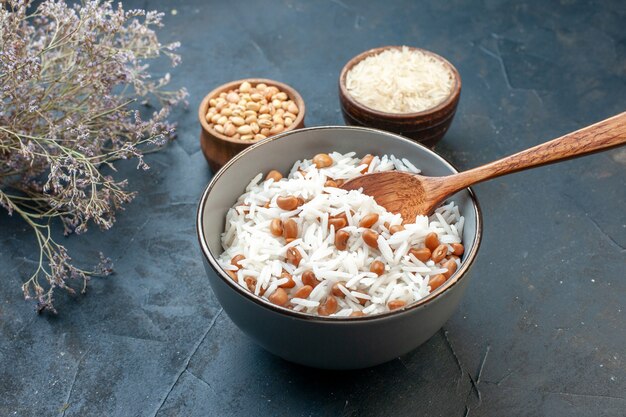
<box><xmin>287</xmin><ymin>102</ymin><xmax>299</xmax><ymax>114</ymax></box>
<box><xmin>239</xmin><ymin>81</ymin><xmax>252</xmax><ymax>93</ymax></box>
<box><xmin>269</xmin><ymin>124</ymin><xmax>284</xmax><ymax>135</ymax></box>
<box><xmin>226</xmin><ymin>91</ymin><xmax>239</xmax><ymax>103</ymax></box>
<box><xmin>246</xmin><ymin>101</ymin><xmax>260</xmax><ymax>112</ymax></box>
<box><xmin>258</xmin><ymin>119</ymin><xmax>273</xmax><ymax>128</ymax></box>
<box><xmin>272</xmin><ymin>114</ymin><xmax>284</xmax><ymax>125</ymax></box>
<box><xmin>224</xmin><ymin>123</ymin><xmax>236</xmax><ymax>137</ymax></box>
<box><xmin>230</xmin><ymin>116</ymin><xmax>245</xmax><ymax>126</ymax></box>
<box><xmin>237</xmin><ymin>125</ymin><xmax>252</xmax><ymax>135</ymax></box>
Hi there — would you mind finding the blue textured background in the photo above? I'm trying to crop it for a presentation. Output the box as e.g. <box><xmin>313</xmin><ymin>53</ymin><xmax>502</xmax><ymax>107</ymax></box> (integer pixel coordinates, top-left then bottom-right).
<box><xmin>1</xmin><ymin>0</ymin><xmax>624</xmax><ymax>415</ymax></box>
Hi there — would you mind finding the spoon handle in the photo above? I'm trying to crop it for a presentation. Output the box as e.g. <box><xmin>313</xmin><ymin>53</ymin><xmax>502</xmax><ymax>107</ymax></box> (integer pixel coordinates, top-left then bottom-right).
<box><xmin>443</xmin><ymin>111</ymin><xmax>626</xmax><ymax>191</ymax></box>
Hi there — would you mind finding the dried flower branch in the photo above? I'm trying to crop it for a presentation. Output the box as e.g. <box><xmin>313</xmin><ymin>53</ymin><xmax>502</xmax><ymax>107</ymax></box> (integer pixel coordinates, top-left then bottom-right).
<box><xmin>0</xmin><ymin>0</ymin><xmax>188</xmax><ymax>312</ymax></box>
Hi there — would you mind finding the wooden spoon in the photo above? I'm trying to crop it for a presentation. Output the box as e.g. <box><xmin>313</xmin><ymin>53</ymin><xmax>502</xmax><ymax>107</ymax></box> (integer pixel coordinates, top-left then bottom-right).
<box><xmin>342</xmin><ymin>112</ymin><xmax>626</xmax><ymax>221</ymax></box>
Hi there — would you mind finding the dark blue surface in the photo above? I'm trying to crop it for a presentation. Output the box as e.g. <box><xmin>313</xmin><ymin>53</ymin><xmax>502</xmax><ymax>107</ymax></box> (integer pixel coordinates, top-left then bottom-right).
<box><xmin>1</xmin><ymin>0</ymin><xmax>624</xmax><ymax>416</ymax></box>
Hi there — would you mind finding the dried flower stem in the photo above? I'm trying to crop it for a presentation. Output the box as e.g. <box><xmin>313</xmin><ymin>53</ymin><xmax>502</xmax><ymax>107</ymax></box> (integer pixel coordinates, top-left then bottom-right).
<box><xmin>0</xmin><ymin>0</ymin><xmax>188</xmax><ymax>312</ymax></box>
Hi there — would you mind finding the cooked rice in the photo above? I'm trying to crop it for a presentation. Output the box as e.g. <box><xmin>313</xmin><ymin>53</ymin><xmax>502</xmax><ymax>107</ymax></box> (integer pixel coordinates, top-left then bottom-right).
<box><xmin>219</xmin><ymin>152</ymin><xmax>464</xmax><ymax>317</ymax></box>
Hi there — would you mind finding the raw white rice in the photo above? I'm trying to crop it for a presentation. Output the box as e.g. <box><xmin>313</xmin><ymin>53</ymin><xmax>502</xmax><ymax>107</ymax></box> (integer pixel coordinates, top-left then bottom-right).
<box><xmin>346</xmin><ymin>46</ymin><xmax>454</xmax><ymax>113</ymax></box>
<box><xmin>219</xmin><ymin>152</ymin><xmax>464</xmax><ymax>318</ymax></box>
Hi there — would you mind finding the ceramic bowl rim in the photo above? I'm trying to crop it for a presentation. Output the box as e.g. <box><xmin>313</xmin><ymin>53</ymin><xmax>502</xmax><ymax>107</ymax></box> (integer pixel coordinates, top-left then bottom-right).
<box><xmin>198</xmin><ymin>78</ymin><xmax>306</xmax><ymax>145</ymax></box>
<box><xmin>196</xmin><ymin>125</ymin><xmax>482</xmax><ymax>323</ymax></box>
<box><xmin>338</xmin><ymin>46</ymin><xmax>462</xmax><ymax>120</ymax></box>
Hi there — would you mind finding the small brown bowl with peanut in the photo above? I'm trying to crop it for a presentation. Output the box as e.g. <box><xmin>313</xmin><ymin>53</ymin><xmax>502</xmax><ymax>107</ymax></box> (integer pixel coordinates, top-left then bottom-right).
<box><xmin>199</xmin><ymin>78</ymin><xmax>306</xmax><ymax>172</ymax></box>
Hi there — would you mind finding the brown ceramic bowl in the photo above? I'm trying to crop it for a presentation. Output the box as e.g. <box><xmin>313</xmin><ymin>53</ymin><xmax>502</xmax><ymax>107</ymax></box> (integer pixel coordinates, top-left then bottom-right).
<box><xmin>199</xmin><ymin>78</ymin><xmax>306</xmax><ymax>172</ymax></box>
<box><xmin>339</xmin><ymin>46</ymin><xmax>461</xmax><ymax>148</ymax></box>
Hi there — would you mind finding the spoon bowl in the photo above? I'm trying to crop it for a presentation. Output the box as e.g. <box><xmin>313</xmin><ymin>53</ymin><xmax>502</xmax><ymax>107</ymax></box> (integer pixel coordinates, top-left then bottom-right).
<box><xmin>342</xmin><ymin>171</ymin><xmax>443</xmax><ymax>221</ymax></box>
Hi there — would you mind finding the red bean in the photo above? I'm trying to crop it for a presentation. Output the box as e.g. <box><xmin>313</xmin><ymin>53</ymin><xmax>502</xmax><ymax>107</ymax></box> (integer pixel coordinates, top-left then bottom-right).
<box><xmin>370</xmin><ymin>260</ymin><xmax>385</xmax><ymax>276</ymax></box>
<box><xmin>318</xmin><ymin>296</ymin><xmax>338</xmax><ymax>316</ymax></box>
<box><xmin>269</xmin><ymin>288</ymin><xmax>288</xmax><ymax>306</ymax></box>
<box><xmin>359</xmin><ymin>213</ymin><xmax>379</xmax><ymax>228</ymax></box>
<box><xmin>424</xmin><ymin>232</ymin><xmax>439</xmax><ymax>251</ymax></box>
<box><xmin>388</xmin><ymin>299</ymin><xmax>406</xmax><ymax>310</ymax></box>
<box><xmin>276</xmin><ymin>195</ymin><xmax>298</xmax><ymax>210</ymax></box>
<box><xmin>362</xmin><ymin>229</ymin><xmax>379</xmax><ymax>249</ymax></box>
<box><xmin>429</xmin><ymin>274</ymin><xmax>446</xmax><ymax>291</ymax></box>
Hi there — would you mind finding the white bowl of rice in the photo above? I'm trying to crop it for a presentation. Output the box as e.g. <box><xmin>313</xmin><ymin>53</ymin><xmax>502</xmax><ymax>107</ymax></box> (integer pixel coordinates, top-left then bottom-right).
<box><xmin>197</xmin><ymin>126</ymin><xmax>481</xmax><ymax>369</ymax></box>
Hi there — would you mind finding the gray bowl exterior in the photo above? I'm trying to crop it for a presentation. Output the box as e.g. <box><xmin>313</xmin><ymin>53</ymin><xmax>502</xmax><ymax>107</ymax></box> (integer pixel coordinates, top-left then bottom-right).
<box><xmin>197</xmin><ymin>126</ymin><xmax>481</xmax><ymax>369</ymax></box>
<box><xmin>201</xmin><ymin>257</ymin><xmax>470</xmax><ymax>369</ymax></box>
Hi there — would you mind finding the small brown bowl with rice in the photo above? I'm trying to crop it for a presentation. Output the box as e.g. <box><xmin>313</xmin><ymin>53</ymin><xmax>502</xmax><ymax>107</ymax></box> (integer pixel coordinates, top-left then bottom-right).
<box><xmin>199</xmin><ymin>78</ymin><xmax>306</xmax><ymax>172</ymax></box>
<box><xmin>339</xmin><ymin>46</ymin><xmax>461</xmax><ymax>148</ymax></box>
<box><xmin>196</xmin><ymin>126</ymin><xmax>482</xmax><ymax>369</ymax></box>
